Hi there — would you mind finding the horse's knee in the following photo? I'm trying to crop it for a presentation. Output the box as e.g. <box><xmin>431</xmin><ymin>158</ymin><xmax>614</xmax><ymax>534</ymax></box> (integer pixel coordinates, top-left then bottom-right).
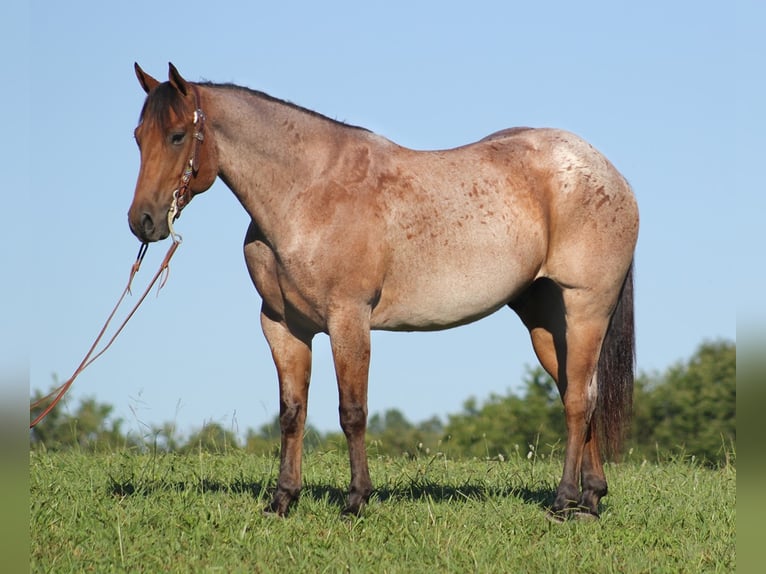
<box><xmin>280</xmin><ymin>401</ymin><xmax>305</xmax><ymax>436</ymax></box>
<box><xmin>339</xmin><ymin>403</ymin><xmax>367</xmax><ymax>436</ymax></box>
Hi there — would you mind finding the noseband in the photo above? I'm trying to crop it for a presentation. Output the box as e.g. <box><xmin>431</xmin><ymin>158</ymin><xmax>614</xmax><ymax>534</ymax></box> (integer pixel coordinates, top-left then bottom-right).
<box><xmin>168</xmin><ymin>84</ymin><xmax>206</xmax><ymax>237</ymax></box>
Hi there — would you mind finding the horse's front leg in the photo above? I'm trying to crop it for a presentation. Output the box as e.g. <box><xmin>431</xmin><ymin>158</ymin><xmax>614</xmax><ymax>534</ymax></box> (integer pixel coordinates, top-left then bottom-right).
<box><xmin>260</xmin><ymin>309</ymin><xmax>313</xmax><ymax>516</ymax></box>
<box><xmin>328</xmin><ymin>308</ymin><xmax>373</xmax><ymax>516</ymax></box>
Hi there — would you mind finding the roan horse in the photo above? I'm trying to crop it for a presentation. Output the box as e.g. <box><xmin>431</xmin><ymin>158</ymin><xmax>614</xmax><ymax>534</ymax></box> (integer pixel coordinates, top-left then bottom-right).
<box><xmin>129</xmin><ymin>63</ymin><xmax>638</xmax><ymax>520</ymax></box>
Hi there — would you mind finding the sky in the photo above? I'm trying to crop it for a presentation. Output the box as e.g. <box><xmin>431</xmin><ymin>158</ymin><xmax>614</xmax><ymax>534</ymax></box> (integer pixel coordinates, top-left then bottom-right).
<box><xmin>4</xmin><ymin>2</ymin><xmax>758</xmax><ymax>439</ymax></box>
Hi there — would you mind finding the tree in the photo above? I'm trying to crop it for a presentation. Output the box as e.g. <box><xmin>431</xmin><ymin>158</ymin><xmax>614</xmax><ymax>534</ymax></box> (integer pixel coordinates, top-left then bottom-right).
<box><xmin>365</xmin><ymin>409</ymin><xmax>443</xmax><ymax>457</ymax></box>
<box><xmin>29</xmin><ymin>340</ymin><xmax>735</xmax><ymax>465</ymax></box>
<box><xmin>30</xmin><ymin>390</ymin><xmax>134</xmax><ymax>451</ymax></box>
<box><xmin>148</xmin><ymin>421</ymin><xmax>183</xmax><ymax>452</ymax></box>
<box><xmin>443</xmin><ymin>366</ymin><xmax>565</xmax><ymax>459</ymax></box>
<box><xmin>243</xmin><ymin>415</ymin><xmax>323</xmax><ymax>456</ymax></box>
<box><xmin>181</xmin><ymin>422</ymin><xmax>240</xmax><ymax>453</ymax></box>
<box><xmin>630</xmin><ymin>340</ymin><xmax>735</xmax><ymax>465</ymax></box>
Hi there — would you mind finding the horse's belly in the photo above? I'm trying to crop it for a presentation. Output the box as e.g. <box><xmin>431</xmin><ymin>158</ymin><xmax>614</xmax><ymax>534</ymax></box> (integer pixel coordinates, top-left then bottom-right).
<box><xmin>370</xmin><ymin>251</ymin><xmax>539</xmax><ymax>331</ymax></box>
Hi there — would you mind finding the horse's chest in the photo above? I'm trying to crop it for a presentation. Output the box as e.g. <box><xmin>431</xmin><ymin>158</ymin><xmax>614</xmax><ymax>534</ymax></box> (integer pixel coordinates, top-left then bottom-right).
<box><xmin>245</xmin><ymin>240</ymin><xmax>328</xmax><ymax>329</ymax></box>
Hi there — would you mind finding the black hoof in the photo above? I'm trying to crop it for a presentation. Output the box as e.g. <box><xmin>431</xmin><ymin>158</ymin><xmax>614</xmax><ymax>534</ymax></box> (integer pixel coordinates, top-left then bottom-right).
<box><xmin>341</xmin><ymin>503</ymin><xmax>364</xmax><ymax>518</ymax></box>
<box><xmin>546</xmin><ymin>509</ymin><xmax>569</xmax><ymax>523</ymax></box>
<box><xmin>573</xmin><ymin>509</ymin><xmax>600</xmax><ymax>521</ymax></box>
<box><xmin>341</xmin><ymin>488</ymin><xmax>371</xmax><ymax>518</ymax></box>
<box><xmin>263</xmin><ymin>499</ymin><xmax>290</xmax><ymax>517</ymax></box>
<box><xmin>546</xmin><ymin>506</ymin><xmax>599</xmax><ymax>523</ymax></box>
<box><xmin>264</xmin><ymin>490</ymin><xmax>296</xmax><ymax>517</ymax></box>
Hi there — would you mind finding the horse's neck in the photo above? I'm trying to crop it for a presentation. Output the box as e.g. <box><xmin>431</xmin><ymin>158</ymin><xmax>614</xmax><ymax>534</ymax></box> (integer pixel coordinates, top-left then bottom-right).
<box><xmin>207</xmin><ymin>86</ymin><xmax>347</xmax><ymax>237</ymax></box>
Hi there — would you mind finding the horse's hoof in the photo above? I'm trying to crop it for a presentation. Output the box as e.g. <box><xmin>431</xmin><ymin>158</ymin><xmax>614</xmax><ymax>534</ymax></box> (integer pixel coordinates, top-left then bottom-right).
<box><xmin>341</xmin><ymin>498</ymin><xmax>369</xmax><ymax>518</ymax></box>
<box><xmin>546</xmin><ymin>509</ymin><xmax>569</xmax><ymax>524</ymax></box>
<box><xmin>573</xmin><ymin>510</ymin><xmax>599</xmax><ymax>521</ymax></box>
<box><xmin>262</xmin><ymin>507</ymin><xmax>285</xmax><ymax>518</ymax></box>
<box><xmin>341</xmin><ymin>505</ymin><xmax>363</xmax><ymax>519</ymax></box>
<box><xmin>263</xmin><ymin>500</ymin><xmax>289</xmax><ymax>517</ymax></box>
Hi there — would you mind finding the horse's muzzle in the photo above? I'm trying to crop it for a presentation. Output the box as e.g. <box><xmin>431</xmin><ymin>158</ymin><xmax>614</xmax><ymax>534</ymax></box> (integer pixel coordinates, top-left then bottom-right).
<box><xmin>129</xmin><ymin>210</ymin><xmax>169</xmax><ymax>243</ymax></box>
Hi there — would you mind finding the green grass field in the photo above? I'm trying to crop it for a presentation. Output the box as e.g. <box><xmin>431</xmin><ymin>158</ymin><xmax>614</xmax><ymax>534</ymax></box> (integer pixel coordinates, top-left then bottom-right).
<box><xmin>30</xmin><ymin>448</ymin><xmax>735</xmax><ymax>573</ymax></box>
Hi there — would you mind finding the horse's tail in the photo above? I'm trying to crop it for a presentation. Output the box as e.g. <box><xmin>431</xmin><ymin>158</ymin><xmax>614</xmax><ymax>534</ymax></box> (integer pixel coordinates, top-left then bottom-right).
<box><xmin>595</xmin><ymin>262</ymin><xmax>635</xmax><ymax>460</ymax></box>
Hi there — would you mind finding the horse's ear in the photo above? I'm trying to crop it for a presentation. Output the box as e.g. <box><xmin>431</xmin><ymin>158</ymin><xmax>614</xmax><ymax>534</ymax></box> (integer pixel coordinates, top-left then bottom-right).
<box><xmin>134</xmin><ymin>63</ymin><xmax>160</xmax><ymax>94</ymax></box>
<box><xmin>168</xmin><ymin>62</ymin><xmax>189</xmax><ymax>96</ymax></box>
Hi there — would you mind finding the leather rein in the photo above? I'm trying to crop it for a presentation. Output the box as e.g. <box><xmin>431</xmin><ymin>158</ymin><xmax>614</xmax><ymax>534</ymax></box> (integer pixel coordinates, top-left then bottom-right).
<box><xmin>30</xmin><ymin>87</ymin><xmax>206</xmax><ymax>428</ymax></box>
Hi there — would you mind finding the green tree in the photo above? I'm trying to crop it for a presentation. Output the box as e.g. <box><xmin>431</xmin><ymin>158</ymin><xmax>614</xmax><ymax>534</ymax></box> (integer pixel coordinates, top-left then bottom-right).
<box><xmin>443</xmin><ymin>366</ymin><xmax>565</xmax><ymax>459</ymax></box>
<box><xmin>243</xmin><ymin>415</ymin><xmax>323</xmax><ymax>456</ymax></box>
<box><xmin>147</xmin><ymin>421</ymin><xmax>183</xmax><ymax>452</ymax></box>
<box><xmin>366</xmin><ymin>409</ymin><xmax>443</xmax><ymax>457</ymax></box>
<box><xmin>30</xmin><ymin>390</ymin><xmax>133</xmax><ymax>451</ymax></box>
<box><xmin>630</xmin><ymin>340</ymin><xmax>735</xmax><ymax>465</ymax></box>
<box><xmin>181</xmin><ymin>422</ymin><xmax>240</xmax><ymax>453</ymax></box>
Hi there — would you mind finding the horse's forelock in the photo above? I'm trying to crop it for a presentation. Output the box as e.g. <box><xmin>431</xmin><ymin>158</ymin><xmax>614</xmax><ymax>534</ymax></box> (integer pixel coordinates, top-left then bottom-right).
<box><xmin>139</xmin><ymin>82</ymin><xmax>188</xmax><ymax>131</ymax></box>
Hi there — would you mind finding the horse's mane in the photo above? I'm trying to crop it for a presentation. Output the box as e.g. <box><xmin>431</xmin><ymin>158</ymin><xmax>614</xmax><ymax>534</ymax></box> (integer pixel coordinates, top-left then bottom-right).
<box><xmin>200</xmin><ymin>82</ymin><xmax>371</xmax><ymax>132</ymax></box>
<box><xmin>139</xmin><ymin>80</ymin><xmax>369</xmax><ymax>133</ymax></box>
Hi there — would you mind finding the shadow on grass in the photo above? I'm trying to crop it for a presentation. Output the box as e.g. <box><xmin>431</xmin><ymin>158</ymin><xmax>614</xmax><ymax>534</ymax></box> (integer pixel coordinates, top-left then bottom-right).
<box><xmin>372</xmin><ymin>480</ymin><xmax>554</xmax><ymax>509</ymax></box>
<box><xmin>108</xmin><ymin>476</ymin><xmax>554</xmax><ymax>513</ymax></box>
<box><xmin>109</xmin><ymin>477</ymin><xmax>271</xmax><ymax>499</ymax></box>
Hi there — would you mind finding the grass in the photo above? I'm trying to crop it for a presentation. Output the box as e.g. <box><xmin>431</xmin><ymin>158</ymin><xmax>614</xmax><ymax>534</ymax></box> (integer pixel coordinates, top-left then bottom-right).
<box><xmin>30</xmin><ymin>448</ymin><xmax>735</xmax><ymax>573</ymax></box>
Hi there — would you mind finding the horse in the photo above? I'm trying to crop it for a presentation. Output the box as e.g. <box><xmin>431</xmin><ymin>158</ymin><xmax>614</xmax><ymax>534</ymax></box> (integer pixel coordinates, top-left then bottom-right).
<box><xmin>128</xmin><ymin>63</ymin><xmax>638</xmax><ymax>520</ymax></box>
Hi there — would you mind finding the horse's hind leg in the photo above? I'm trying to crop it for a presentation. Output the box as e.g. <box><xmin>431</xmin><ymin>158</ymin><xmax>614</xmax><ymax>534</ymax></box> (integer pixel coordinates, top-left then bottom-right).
<box><xmin>511</xmin><ymin>280</ymin><xmax>609</xmax><ymax>519</ymax></box>
<box><xmin>552</xmin><ymin>311</ymin><xmax>609</xmax><ymax>519</ymax></box>
<box><xmin>579</xmin><ymin>426</ymin><xmax>607</xmax><ymax>517</ymax></box>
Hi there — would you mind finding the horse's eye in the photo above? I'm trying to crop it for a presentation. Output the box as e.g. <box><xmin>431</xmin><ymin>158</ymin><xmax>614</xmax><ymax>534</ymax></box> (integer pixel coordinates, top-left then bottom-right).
<box><xmin>170</xmin><ymin>132</ymin><xmax>186</xmax><ymax>145</ymax></box>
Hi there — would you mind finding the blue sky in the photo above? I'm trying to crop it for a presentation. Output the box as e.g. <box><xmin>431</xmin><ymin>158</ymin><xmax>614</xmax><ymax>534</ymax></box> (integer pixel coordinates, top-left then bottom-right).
<box><xmin>6</xmin><ymin>2</ymin><xmax>756</xmax><ymax>437</ymax></box>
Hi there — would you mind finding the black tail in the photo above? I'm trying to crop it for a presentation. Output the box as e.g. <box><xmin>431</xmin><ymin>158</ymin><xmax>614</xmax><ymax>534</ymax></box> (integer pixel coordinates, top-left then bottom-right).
<box><xmin>596</xmin><ymin>262</ymin><xmax>635</xmax><ymax>460</ymax></box>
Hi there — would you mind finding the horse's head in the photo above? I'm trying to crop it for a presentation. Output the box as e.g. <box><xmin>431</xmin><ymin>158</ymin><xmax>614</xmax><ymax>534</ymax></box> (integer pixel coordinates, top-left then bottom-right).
<box><xmin>128</xmin><ymin>63</ymin><xmax>218</xmax><ymax>242</ymax></box>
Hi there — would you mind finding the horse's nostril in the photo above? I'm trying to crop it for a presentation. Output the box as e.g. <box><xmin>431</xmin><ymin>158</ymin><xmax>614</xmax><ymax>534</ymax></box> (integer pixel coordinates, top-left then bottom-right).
<box><xmin>141</xmin><ymin>212</ymin><xmax>155</xmax><ymax>235</ymax></box>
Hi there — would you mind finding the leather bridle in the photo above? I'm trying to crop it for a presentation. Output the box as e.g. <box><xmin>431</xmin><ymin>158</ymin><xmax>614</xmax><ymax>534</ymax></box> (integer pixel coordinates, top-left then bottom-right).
<box><xmin>167</xmin><ymin>84</ymin><xmax>206</xmax><ymax>238</ymax></box>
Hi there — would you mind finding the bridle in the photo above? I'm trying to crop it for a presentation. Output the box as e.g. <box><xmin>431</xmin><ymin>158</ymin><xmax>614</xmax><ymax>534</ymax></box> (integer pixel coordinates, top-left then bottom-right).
<box><xmin>167</xmin><ymin>83</ymin><xmax>206</xmax><ymax>240</ymax></box>
<box><xmin>29</xmin><ymin>84</ymin><xmax>208</xmax><ymax>428</ymax></box>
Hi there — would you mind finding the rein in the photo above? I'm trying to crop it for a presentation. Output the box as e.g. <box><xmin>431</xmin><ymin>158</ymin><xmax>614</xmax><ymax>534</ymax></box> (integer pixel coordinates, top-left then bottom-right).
<box><xmin>30</xmin><ymin>86</ymin><xmax>206</xmax><ymax>428</ymax></box>
<box><xmin>29</xmin><ymin>234</ymin><xmax>180</xmax><ymax>428</ymax></box>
